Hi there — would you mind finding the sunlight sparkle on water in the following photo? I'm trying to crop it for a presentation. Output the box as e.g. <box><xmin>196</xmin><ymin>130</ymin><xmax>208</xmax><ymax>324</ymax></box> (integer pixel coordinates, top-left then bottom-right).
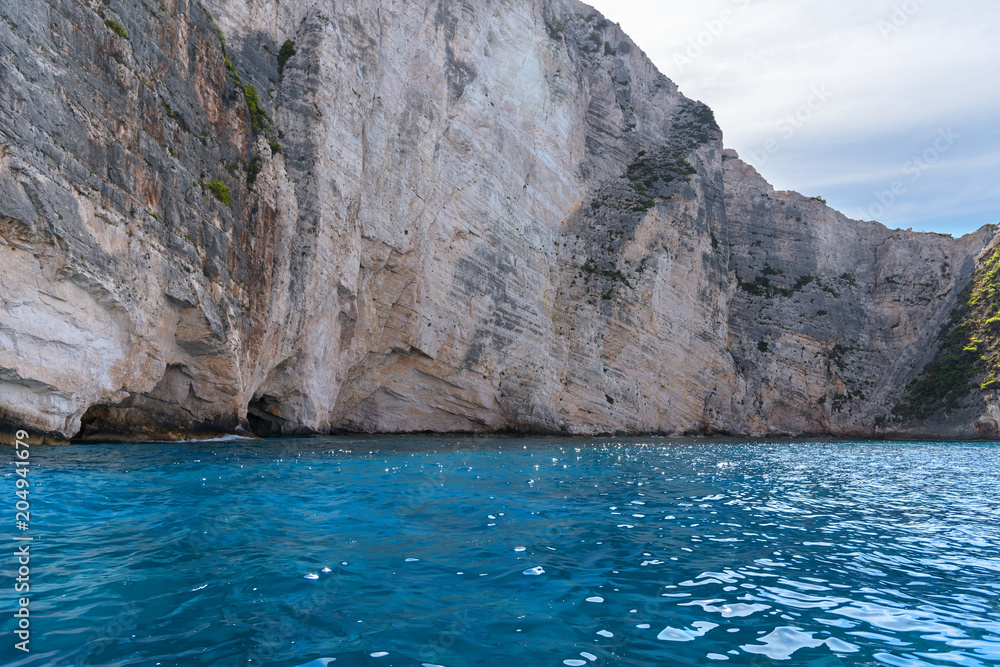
<box><xmin>8</xmin><ymin>437</ymin><xmax>1000</xmax><ymax>667</ymax></box>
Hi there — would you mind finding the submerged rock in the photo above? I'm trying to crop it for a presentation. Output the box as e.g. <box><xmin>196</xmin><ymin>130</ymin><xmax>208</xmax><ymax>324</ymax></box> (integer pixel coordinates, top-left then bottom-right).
<box><xmin>0</xmin><ymin>0</ymin><xmax>996</xmax><ymax>443</ymax></box>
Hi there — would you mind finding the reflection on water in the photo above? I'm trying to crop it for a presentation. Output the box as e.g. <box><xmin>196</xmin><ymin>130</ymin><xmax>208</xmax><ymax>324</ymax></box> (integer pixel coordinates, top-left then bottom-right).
<box><xmin>3</xmin><ymin>438</ymin><xmax>1000</xmax><ymax>666</ymax></box>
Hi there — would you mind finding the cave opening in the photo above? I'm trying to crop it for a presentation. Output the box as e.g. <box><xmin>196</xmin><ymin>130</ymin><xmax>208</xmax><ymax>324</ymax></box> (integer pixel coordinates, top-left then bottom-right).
<box><xmin>246</xmin><ymin>394</ymin><xmax>286</xmax><ymax>437</ymax></box>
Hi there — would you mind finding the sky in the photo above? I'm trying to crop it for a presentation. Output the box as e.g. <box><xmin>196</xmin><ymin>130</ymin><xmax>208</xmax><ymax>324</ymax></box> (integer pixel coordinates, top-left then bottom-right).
<box><xmin>585</xmin><ymin>0</ymin><xmax>1000</xmax><ymax>237</ymax></box>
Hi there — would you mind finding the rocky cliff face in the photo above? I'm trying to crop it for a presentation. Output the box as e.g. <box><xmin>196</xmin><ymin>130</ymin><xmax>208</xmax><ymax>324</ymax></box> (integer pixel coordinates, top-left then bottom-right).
<box><xmin>1</xmin><ymin>0</ymin><xmax>996</xmax><ymax>443</ymax></box>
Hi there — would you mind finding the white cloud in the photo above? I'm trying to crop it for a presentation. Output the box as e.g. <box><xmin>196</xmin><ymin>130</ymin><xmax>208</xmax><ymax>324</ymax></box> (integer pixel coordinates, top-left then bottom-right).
<box><xmin>585</xmin><ymin>0</ymin><xmax>1000</xmax><ymax>235</ymax></box>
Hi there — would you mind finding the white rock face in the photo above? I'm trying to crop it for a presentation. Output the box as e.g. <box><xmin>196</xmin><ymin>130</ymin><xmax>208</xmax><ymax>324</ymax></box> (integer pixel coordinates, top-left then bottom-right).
<box><xmin>0</xmin><ymin>0</ymin><xmax>996</xmax><ymax>442</ymax></box>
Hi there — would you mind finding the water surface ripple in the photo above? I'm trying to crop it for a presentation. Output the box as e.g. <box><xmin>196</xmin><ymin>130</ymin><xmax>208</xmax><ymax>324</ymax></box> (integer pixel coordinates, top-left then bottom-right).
<box><xmin>3</xmin><ymin>438</ymin><xmax>999</xmax><ymax>666</ymax></box>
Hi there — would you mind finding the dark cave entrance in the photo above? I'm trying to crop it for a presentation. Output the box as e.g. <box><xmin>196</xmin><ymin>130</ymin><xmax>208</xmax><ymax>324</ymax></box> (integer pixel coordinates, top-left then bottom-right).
<box><xmin>246</xmin><ymin>394</ymin><xmax>286</xmax><ymax>437</ymax></box>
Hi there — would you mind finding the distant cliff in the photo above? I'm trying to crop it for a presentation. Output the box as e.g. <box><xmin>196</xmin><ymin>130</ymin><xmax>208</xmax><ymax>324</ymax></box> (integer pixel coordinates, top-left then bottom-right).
<box><xmin>1</xmin><ymin>0</ymin><xmax>997</xmax><ymax>443</ymax></box>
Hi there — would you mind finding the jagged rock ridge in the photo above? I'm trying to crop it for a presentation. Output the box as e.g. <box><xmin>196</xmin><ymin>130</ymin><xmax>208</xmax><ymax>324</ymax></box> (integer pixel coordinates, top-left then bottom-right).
<box><xmin>0</xmin><ymin>0</ymin><xmax>997</xmax><ymax>443</ymax></box>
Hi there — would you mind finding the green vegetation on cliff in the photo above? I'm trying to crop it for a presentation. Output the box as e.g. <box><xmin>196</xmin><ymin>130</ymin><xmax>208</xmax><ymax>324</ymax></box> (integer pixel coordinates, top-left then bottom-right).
<box><xmin>104</xmin><ymin>17</ymin><xmax>128</xmax><ymax>38</ymax></box>
<box><xmin>893</xmin><ymin>242</ymin><xmax>1000</xmax><ymax>420</ymax></box>
<box><xmin>240</xmin><ymin>83</ymin><xmax>273</xmax><ymax>133</ymax></box>
<box><xmin>204</xmin><ymin>178</ymin><xmax>231</xmax><ymax>205</ymax></box>
<box><xmin>203</xmin><ymin>7</ymin><xmax>274</xmax><ymax>135</ymax></box>
<box><xmin>277</xmin><ymin>40</ymin><xmax>296</xmax><ymax>77</ymax></box>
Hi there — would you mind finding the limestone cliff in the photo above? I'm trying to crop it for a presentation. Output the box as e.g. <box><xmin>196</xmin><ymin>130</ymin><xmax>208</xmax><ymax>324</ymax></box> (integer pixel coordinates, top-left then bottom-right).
<box><xmin>0</xmin><ymin>0</ymin><xmax>996</xmax><ymax>443</ymax></box>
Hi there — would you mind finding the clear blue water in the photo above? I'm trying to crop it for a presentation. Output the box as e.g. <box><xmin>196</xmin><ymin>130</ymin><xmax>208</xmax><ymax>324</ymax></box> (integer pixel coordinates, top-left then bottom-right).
<box><xmin>3</xmin><ymin>438</ymin><xmax>1000</xmax><ymax>666</ymax></box>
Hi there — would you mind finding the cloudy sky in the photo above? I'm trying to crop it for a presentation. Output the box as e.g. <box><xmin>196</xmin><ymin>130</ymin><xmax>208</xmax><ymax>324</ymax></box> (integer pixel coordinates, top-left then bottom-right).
<box><xmin>585</xmin><ymin>0</ymin><xmax>1000</xmax><ymax>237</ymax></box>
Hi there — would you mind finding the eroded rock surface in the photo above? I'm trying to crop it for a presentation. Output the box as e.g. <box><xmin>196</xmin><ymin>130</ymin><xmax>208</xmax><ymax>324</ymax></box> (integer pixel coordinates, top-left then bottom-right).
<box><xmin>0</xmin><ymin>0</ymin><xmax>996</xmax><ymax>443</ymax></box>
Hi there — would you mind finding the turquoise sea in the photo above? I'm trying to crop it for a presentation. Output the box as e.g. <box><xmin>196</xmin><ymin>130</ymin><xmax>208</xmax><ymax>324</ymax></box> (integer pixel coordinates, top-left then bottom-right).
<box><xmin>3</xmin><ymin>438</ymin><xmax>1000</xmax><ymax>666</ymax></box>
